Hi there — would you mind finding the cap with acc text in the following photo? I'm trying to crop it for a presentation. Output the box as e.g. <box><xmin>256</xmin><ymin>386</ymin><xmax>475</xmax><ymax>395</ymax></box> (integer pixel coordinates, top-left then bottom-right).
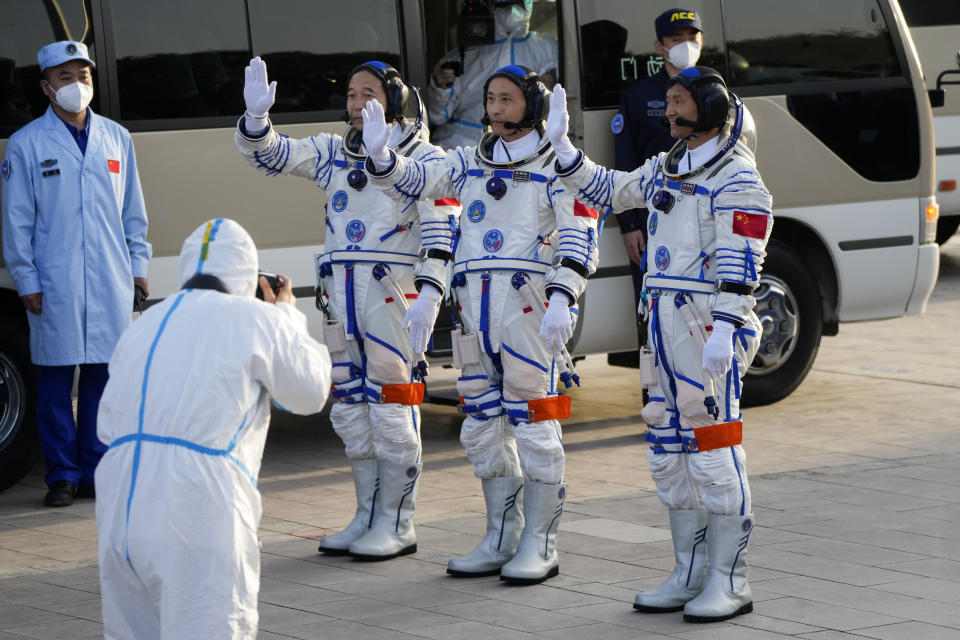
<box><xmin>655</xmin><ymin>8</ymin><xmax>703</xmax><ymax>40</ymax></box>
<box><xmin>38</xmin><ymin>40</ymin><xmax>96</xmax><ymax>72</ymax></box>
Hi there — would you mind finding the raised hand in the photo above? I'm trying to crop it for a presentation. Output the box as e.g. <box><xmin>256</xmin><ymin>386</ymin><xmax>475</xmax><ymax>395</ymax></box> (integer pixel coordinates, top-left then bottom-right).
<box><xmin>243</xmin><ymin>57</ymin><xmax>276</xmax><ymax>117</ymax></box>
<box><xmin>545</xmin><ymin>84</ymin><xmax>578</xmax><ymax>167</ymax></box>
<box><xmin>361</xmin><ymin>99</ymin><xmax>393</xmax><ymax>170</ymax></box>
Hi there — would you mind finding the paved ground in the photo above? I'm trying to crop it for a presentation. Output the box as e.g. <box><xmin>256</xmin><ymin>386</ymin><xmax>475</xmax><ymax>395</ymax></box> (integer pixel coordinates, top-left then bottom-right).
<box><xmin>1</xmin><ymin>237</ymin><xmax>959</xmax><ymax>639</ymax></box>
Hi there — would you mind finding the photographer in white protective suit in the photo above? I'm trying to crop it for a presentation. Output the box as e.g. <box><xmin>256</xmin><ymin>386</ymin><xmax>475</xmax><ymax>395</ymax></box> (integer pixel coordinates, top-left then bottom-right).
<box><xmin>547</xmin><ymin>67</ymin><xmax>772</xmax><ymax>623</ymax></box>
<box><xmin>363</xmin><ymin>65</ymin><xmax>599</xmax><ymax>585</ymax></box>
<box><xmin>95</xmin><ymin>218</ymin><xmax>331</xmax><ymax>639</ymax></box>
<box><xmin>235</xmin><ymin>58</ymin><xmax>459</xmax><ymax>561</ymax></box>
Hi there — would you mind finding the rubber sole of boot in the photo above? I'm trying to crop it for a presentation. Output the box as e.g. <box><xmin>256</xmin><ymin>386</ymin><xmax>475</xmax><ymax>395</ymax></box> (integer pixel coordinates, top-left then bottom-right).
<box><xmin>349</xmin><ymin>543</ymin><xmax>417</xmax><ymax>562</ymax></box>
<box><xmin>447</xmin><ymin>566</ymin><xmax>502</xmax><ymax>578</ymax></box>
<box><xmin>500</xmin><ymin>564</ymin><xmax>559</xmax><ymax>585</ymax></box>
<box><xmin>633</xmin><ymin>602</ymin><xmax>686</xmax><ymax>613</ymax></box>
<box><xmin>683</xmin><ymin>601</ymin><xmax>753</xmax><ymax>623</ymax></box>
<box><xmin>317</xmin><ymin>545</ymin><xmax>351</xmax><ymax>556</ymax></box>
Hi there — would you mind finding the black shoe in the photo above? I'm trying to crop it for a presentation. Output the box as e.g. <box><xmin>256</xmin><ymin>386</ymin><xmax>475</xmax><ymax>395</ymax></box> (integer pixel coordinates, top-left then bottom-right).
<box><xmin>76</xmin><ymin>484</ymin><xmax>96</xmax><ymax>499</ymax></box>
<box><xmin>44</xmin><ymin>481</ymin><xmax>76</xmax><ymax>507</ymax></box>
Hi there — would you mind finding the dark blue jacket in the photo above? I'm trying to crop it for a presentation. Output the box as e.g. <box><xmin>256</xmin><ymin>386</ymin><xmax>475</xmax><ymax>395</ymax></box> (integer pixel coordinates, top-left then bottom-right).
<box><xmin>613</xmin><ymin>68</ymin><xmax>674</xmax><ymax>234</ymax></box>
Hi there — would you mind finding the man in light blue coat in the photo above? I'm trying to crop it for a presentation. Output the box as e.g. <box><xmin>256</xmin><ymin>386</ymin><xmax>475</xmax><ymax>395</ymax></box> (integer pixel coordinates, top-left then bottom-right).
<box><xmin>1</xmin><ymin>41</ymin><xmax>151</xmax><ymax>507</ymax></box>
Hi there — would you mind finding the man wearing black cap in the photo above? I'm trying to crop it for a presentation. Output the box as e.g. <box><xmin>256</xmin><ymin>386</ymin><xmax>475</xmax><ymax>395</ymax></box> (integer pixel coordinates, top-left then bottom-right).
<box><xmin>612</xmin><ymin>8</ymin><xmax>703</xmax><ymax>364</ymax></box>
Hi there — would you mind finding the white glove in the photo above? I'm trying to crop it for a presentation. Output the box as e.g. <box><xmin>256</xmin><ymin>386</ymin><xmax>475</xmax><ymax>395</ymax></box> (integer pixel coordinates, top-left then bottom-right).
<box><xmin>402</xmin><ymin>282</ymin><xmax>443</xmax><ymax>354</ymax></box>
<box><xmin>545</xmin><ymin>84</ymin><xmax>578</xmax><ymax>168</ymax></box>
<box><xmin>361</xmin><ymin>99</ymin><xmax>393</xmax><ymax>170</ymax></box>
<box><xmin>243</xmin><ymin>57</ymin><xmax>276</xmax><ymax>132</ymax></box>
<box><xmin>539</xmin><ymin>291</ymin><xmax>574</xmax><ymax>353</ymax></box>
<box><xmin>702</xmin><ymin>319</ymin><xmax>736</xmax><ymax>380</ymax></box>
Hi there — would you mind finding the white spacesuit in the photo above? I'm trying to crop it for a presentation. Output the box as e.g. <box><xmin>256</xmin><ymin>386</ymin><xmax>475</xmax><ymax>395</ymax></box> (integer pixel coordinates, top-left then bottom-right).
<box><xmin>364</xmin><ymin>65</ymin><xmax>598</xmax><ymax>585</ymax></box>
<box><xmin>428</xmin><ymin>0</ymin><xmax>557</xmax><ymax>149</ymax></box>
<box><xmin>549</xmin><ymin>68</ymin><xmax>772</xmax><ymax>622</ymax></box>
<box><xmin>96</xmin><ymin>219</ymin><xmax>331</xmax><ymax>639</ymax></box>
<box><xmin>235</xmin><ymin>60</ymin><xmax>458</xmax><ymax>560</ymax></box>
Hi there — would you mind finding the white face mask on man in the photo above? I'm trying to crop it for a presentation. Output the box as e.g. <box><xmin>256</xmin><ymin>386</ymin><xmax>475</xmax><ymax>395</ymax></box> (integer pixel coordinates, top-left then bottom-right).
<box><xmin>49</xmin><ymin>81</ymin><xmax>94</xmax><ymax>113</ymax></box>
<box><xmin>666</xmin><ymin>41</ymin><xmax>702</xmax><ymax>70</ymax></box>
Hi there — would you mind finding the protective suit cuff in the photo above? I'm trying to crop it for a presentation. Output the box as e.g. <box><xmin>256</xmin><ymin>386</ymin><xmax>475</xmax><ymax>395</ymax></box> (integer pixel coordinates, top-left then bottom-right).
<box><xmin>131</xmin><ymin>259</ymin><xmax>150</xmax><ymax>279</ymax></box>
<box><xmin>711</xmin><ymin>308</ymin><xmax>746</xmax><ymax>328</ymax></box>
<box><xmin>15</xmin><ymin>273</ymin><xmax>41</xmax><ymax>297</ymax></box>
<box><xmin>413</xmin><ymin>258</ymin><xmax>449</xmax><ymax>294</ymax></box>
<box><xmin>544</xmin><ymin>266</ymin><xmax>585</xmax><ymax>301</ymax></box>
<box><xmin>554</xmin><ymin>150</ymin><xmax>584</xmax><ymax>176</ymax></box>
<box><xmin>544</xmin><ymin>286</ymin><xmax>574</xmax><ymax>307</ymax></box>
<box><xmin>615</xmin><ymin>208</ymin><xmax>647</xmax><ymax>234</ymax></box>
<box><xmin>236</xmin><ymin>115</ymin><xmax>271</xmax><ymax>141</ymax></box>
<box><xmin>364</xmin><ymin>151</ymin><xmax>398</xmax><ymax>177</ymax></box>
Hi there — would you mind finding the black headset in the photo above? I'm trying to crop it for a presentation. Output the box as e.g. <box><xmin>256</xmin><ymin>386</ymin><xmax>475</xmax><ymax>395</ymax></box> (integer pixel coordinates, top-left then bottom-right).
<box><xmin>343</xmin><ymin>61</ymin><xmax>417</xmax><ymax>126</ymax></box>
<box><xmin>480</xmin><ymin>64</ymin><xmax>549</xmax><ymax>131</ymax></box>
<box><xmin>667</xmin><ymin>66</ymin><xmax>729</xmax><ymax>132</ymax></box>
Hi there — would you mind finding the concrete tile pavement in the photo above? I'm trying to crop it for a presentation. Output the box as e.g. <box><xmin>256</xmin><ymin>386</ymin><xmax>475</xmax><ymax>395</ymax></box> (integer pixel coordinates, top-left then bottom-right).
<box><xmin>0</xmin><ymin>238</ymin><xmax>958</xmax><ymax>638</ymax></box>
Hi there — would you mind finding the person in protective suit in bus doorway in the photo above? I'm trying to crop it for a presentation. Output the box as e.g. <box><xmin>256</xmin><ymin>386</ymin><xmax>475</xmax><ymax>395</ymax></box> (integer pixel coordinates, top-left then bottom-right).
<box><xmin>95</xmin><ymin>218</ymin><xmax>331</xmax><ymax>639</ymax></box>
<box><xmin>428</xmin><ymin>0</ymin><xmax>557</xmax><ymax>149</ymax></box>
<box><xmin>547</xmin><ymin>67</ymin><xmax>772</xmax><ymax>623</ymax></box>
<box><xmin>363</xmin><ymin>65</ymin><xmax>599</xmax><ymax>585</ymax></box>
<box><xmin>235</xmin><ymin>58</ymin><xmax>459</xmax><ymax>560</ymax></box>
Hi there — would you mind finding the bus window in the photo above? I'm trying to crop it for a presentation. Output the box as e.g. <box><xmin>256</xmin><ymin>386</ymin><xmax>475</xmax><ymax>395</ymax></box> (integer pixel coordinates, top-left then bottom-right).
<box><xmin>0</xmin><ymin>0</ymin><xmax>100</xmax><ymax>138</ymax></box>
<box><xmin>899</xmin><ymin>1</ymin><xmax>960</xmax><ymax>27</ymax></box>
<box><xmin>110</xmin><ymin>0</ymin><xmax>249</xmax><ymax>121</ymax></box>
<box><xmin>247</xmin><ymin>0</ymin><xmax>402</xmax><ymax>117</ymax></box>
<box><xmin>575</xmin><ymin>1</ymin><xmax>724</xmax><ymax>110</ymax></box>
<box><xmin>727</xmin><ymin>0</ymin><xmax>920</xmax><ymax>182</ymax></box>
<box><xmin>725</xmin><ymin>0</ymin><xmax>902</xmax><ymax>86</ymax></box>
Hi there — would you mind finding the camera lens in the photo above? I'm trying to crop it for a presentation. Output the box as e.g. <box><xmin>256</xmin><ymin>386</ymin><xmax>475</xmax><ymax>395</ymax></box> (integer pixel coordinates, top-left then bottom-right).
<box><xmin>347</xmin><ymin>169</ymin><xmax>367</xmax><ymax>191</ymax></box>
<box><xmin>486</xmin><ymin>176</ymin><xmax>507</xmax><ymax>200</ymax></box>
<box><xmin>652</xmin><ymin>190</ymin><xmax>675</xmax><ymax>213</ymax></box>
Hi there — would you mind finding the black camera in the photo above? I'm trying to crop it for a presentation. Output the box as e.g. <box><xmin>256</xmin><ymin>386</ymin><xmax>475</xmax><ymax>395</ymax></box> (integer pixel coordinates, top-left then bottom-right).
<box><xmin>457</xmin><ymin>0</ymin><xmax>526</xmax><ymax>46</ymax></box>
<box><xmin>255</xmin><ymin>271</ymin><xmax>282</xmax><ymax>300</ymax></box>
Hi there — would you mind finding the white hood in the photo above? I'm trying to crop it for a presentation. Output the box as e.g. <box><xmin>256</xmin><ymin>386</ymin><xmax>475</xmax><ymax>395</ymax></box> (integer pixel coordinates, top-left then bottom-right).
<box><xmin>177</xmin><ymin>218</ymin><xmax>258</xmax><ymax>298</ymax></box>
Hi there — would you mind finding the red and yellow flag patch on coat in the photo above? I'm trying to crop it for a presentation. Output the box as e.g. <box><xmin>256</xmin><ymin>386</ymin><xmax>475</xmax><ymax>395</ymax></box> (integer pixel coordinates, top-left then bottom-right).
<box><xmin>573</xmin><ymin>200</ymin><xmax>598</xmax><ymax>219</ymax></box>
<box><xmin>732</xmin><ymin>210</ymin><xmax>768</xmax><ymax>239</ymax></box>
<box><xmin>107</xmin><ymin>159</ymin><xmax>120</xmax><ymax>173</ymax></box>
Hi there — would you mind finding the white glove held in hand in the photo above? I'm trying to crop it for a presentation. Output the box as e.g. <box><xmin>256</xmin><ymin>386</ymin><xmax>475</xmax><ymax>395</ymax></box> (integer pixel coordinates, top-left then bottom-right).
<box><xmin>539</xmin><ymin>291</ymin><xmax>574</xmax><ymax>353</ymax></box>
<box><xmin>702</xmin><ymin>319</ymin><xmax>736</xmax><ymax>380</ymax></box>
<box><xmin>403</xmin><ymin>282</ymin><xmax>443</xmax><ymax>354</ymax></box>
<box><xmin>243</xmin><ymin>57</ymin><xmax>276</xmax><ymax>132</ymax></box>
<box><xmin>545</xmin><ymin>84</ymin><xmax>578</xmax><ymax>168</ymax></box>
<box><xmin>361</xmin><ymin>99</ymin><xmax>393</xmax><ymax>170</ymax></box>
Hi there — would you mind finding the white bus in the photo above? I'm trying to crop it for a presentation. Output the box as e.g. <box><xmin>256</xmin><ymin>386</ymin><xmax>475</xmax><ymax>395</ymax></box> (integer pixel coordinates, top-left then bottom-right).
<box><xmin>0</xmin><ymin>0</ymin><xmax>940</xmax><ymax>490</ymax></box>
<box><xmin>902</xmin><ymin>0</ymin><xmax>960</xmax><ymax>243</ymax></box>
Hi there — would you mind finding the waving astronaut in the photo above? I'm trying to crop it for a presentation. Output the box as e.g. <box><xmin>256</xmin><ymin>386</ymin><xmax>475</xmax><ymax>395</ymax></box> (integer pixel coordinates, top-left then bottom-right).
<box><xmin>547</xmin><ymin>67</ymin><xmax>772</xmax><ymax>623</ymax></box>
<box><xmin>235</xmin><ymin>58</ymin><xmax>460</xmax><ymax>561</ymax></box>
<box><xmin>363</xmin><ymin>65</ymin><xmax>599</xmax><ymax>585</ymax></box>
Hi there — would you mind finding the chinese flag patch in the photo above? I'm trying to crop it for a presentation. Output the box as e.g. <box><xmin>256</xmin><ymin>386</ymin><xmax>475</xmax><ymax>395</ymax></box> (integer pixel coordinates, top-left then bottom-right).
<box><xmin>107</xmin><ymin>159</ymin><xmax>120</xmax><ymax>173</ymax></box>
<box><xmin>732</xmin><ymin>210</ymin><xmax>768</xmax><ymax>239</ymax></box>
<box><xmin>574</xmin><ymin>200</ymin><xmax>598</xmax><ymax>219</ymax></box>
<box><xmin>434</xmin><ymin>198</ymin><xmax>460</xmax><ymax>207</ymax></box>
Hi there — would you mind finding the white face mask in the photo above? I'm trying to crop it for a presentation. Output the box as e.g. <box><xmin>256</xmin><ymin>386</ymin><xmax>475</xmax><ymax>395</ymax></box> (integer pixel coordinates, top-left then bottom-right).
<box><xmin>50</xmin><ymin>81</ymin><xmax>93</xmax><ymax>113</ymax></box>
<box><xmin>495</xmin><ymin>2</ymin><xmax>530</xmax><ymax>37</ymax></box>
<box><xmin>666</xmin><ymin>41</ymin><xmax>702</xmax><ymax>70</ymax></box>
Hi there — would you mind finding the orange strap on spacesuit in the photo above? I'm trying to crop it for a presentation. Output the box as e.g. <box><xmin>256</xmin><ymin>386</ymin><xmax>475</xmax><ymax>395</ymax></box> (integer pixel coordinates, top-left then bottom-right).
<box><xmin>688</xmin><ymin>420</ymin><xmax>742</xmax><ymax>452</ymax></box>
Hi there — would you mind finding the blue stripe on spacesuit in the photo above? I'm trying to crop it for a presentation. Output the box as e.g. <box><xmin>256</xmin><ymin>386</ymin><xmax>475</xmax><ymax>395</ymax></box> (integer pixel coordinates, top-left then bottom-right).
<box><xmin>674</xmin><ymin>372</ymin><xmax>703</xmax><ymax>391</ymax></box>
<box><xmin>465</xmin><ymin>168</ymin><xmax>549</xmax><ymax>183</ymax></box>
<box><xmin>345</xmin><ymin>265</ymin><xmax>361</xmax><ymax>343</ymax></box>
<box><xmin>650</xmin><ymin>297</ymin><xmax>680</xmax><ymax>429</ymax></box>
<box><xmin>123</xmin><ymin>290</ymin><xmax>187</xmax><ymax>564</ymax></box>
<box><xmin>713</xmin><ymin>205</ymin><xmax>771</xmax><ymax>215</ymax></box>
<box><xmin>501</xmin><ymin>343</ymin><xmax>548</xmax><ymax>373</ymax></box>
<box><xmin>480</xmin><ymin>274</ymin><xmax>495</xmax><ymax>357</ymax></box>
<box><xmin>254</xmin><ymin>133</ymin><xmax>290</xmax><ymax>176</ymax></box>
<box><xmin>733</xmin><ymin>448</ymin><xmax>746</xmax><ymax>515</ymax></box>
<box><xmin>365</xmin><ymin>332</ymin><xmax>407</xmax><ymax>362</ymax></box>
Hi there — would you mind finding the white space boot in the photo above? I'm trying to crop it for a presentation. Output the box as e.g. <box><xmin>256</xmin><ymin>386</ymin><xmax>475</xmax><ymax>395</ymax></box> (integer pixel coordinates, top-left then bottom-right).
<box><xmin>317</xmin><ymin>459</ymin><xmax>378</xmax><ymax>555</ymax></box>
<box><xmin>634</xmin><ymin>509</ymin><xmax>708</xmax><ymax>612</ymax></box>
<box><xmin>448</xmin><ymin>476</ymin><xmax>524</xmax><ymax>577</ymax></box>
<box><xmin>683</xmin><ymin>513</ymin><xmax>755</xmax><ymax>623</ymax></box>
<box><xmin>348</xmin><ymin>461</ymin><xmax>421</xmax><ymax>561</ymax></box>
<box><xmin>500</xmin><ymin>480</ymin><xmax>567</xmax><ymax>585</ymax></box>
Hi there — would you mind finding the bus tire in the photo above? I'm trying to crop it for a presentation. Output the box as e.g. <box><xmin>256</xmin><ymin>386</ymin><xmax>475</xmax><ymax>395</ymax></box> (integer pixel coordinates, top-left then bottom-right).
<box><xmin>0</xmin><ymin>312</ymin><xmax>37</xmax><ymax>492</ymax></box>
<box><xmin>740</xmin><ymin>240</ymin><xmax>822</xmax><ymax>407</ymax></box>
<box><xmin>936</xmin><ymin>216</ymin><xmax>960</xmax><ymax>245</ymax></box>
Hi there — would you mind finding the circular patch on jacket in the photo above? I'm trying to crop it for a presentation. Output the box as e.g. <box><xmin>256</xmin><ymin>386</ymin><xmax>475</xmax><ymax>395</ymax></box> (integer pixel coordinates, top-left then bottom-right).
<box><xmin>742</xmin><ymin>518</ymin><xmax>753</xmax><ymax>532</ymax></box>
<box><xmin>655</xmin><ymin>246</ymin><xmax>670</xmax><ymax>270</ymax></box>
<box><xmin>483</xmin><ymin>229</ymin><xmax>503</xmax><ymax>252</ymax></box>
<box><xmin>406</xmin><ymin>466</ymin><xmax>418</xmax><ymax>478</ymax></box>
<box><xmin>648</xmin><ymin>211</ymin><xmax>658</xmax><ymax>236</ymax></box>
<box><xmin>331</xmin><ymin>189</ymin><xmax>349</xmax><ymax>212</ymax></box>
<box><xmin>611</xmin><ymin>113</ymin><xmax>624</xmax><ymax>135</ymax></box>
<box><xmin>467</xmin><ymin>199</ymin><xmax>486</xmax><ymax>223</ymax></box>
<box><xmin>557</xmin><ymin>486</ymin><xmax>566</xmax><ymax>500</ymax></box>
<box><xmin>0</xmin><ymin>159</ymin><xmax>9</xmax><ymax>181</ymax></box>
<box><xmin>346</xmin><ymin>219</ymin><xmax>365</xmax><ymax>242</ymax></box>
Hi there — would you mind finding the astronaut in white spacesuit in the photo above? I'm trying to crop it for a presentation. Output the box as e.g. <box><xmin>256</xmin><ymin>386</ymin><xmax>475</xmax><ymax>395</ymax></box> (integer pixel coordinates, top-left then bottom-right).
<box><xmin>235</xmin><ymin>57</ymin><xmax>459</xmax><ymax>561</ymax></box>
<box><xmin>363</xmin><ymin>65</ymin><xmax>599</xmax><ymax>584</ymax></box>
<box><xmin>428</xmin><ymin>0</ymin><xmax>557</xmax><ymax>149</ymax></box>
<box><xmin>547</xmin><ymin>67</ymin><xmax>772</xmax><ymax>623</ymax></box>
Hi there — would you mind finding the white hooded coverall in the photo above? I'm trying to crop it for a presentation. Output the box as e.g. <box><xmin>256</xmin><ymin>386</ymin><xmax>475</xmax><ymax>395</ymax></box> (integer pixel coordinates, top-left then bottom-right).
<box><xmin>95</xmin><ymin>218</ymin><xmax>331</xmax><ymax>639</ymax></box>
<box><xmin>428</xmin><ymin>3</ymin><xmax>558</xmax><ymax>150</ymax></box>
<box><xmin>368</xmin><ymin>132</ymin><xmax>598</xmax><ymax>484</ymax></box>
<box><xmin>234</xmin><ymin>121</ymin><xmax>456</xmax><ymax>468</ymax></box>
<box><xmin>555</xmin><ymin>98</ymin><xmax>772</xmax><ymax>516</ymax></box>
